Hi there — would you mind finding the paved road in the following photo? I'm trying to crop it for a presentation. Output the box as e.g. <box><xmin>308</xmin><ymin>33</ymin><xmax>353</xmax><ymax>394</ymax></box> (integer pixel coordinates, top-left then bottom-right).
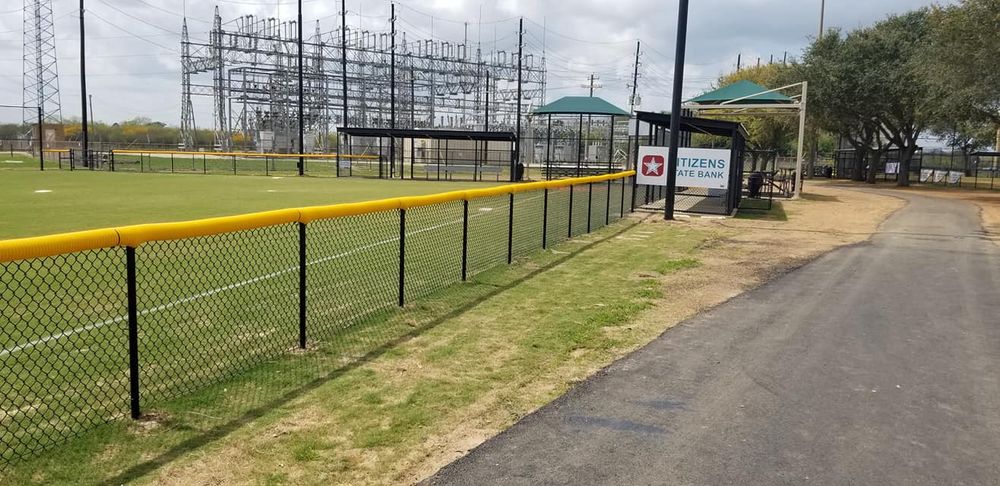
<box><xmin>425</xmin><ymin>191</ymin><xmax>1000</xmax><ymax>485</ymax></box>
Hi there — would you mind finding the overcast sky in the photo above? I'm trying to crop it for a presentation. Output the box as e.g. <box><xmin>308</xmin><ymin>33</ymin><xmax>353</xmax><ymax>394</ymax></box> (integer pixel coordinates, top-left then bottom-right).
<box><xmin>0</xmin><ymin>0</ymin><xmax>947</xmax><ymax>126</ymax></box>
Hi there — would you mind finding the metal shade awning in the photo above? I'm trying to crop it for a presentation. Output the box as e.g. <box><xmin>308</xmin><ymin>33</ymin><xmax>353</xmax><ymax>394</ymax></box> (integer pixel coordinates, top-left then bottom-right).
<box><xmin>634</xmin><ymin>111</ymin><xmax>748</xmax><ymax>138</ymax></box>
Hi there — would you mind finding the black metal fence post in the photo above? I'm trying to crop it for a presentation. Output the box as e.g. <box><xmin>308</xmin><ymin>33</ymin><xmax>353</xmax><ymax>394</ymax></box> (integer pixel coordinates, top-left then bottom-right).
<box><xmin>606</xmin><ymin>179</ymin><xmax>612</xmax><ymax>225</ymax></box>
<box><xmin>126</xmin><ymin>247</ymin><xmax>141</xmax><ymax>419</ymax></box>
<box><xmin>298</xmin><ymin>223</ymin><xmax>307</xmax><ymax>349</ymax></box>
<box><xmin>507</xmin><ymin>193</ymin><xmax>514</xmax><ymax>264</ymax></box>
<box><xmin>620</xmin><ymin>177</ymin><xmax>627</xmax><ymax>217</ymax></box>
<box><xmin>568</xmin><ymin>185</ymin><xmax>574</xmax><ymax>238</ymax></box>
<box><xmin>587</xmin><ymin>182</ymin><xmax>593</xmax><ymax>233</ymax></box>
<box><xmin>542</xmin><ymin>188</ymin><xmax>549</xmax><ymax>249</ymax></box>
<box><xmin>398</xmin><ymin>209</ymin><xmax>406</xmax><ymax>307</ymax></box>
<box><xmin>461</xmin><ymin>200</ymin><xmax>469</xmax><ymax>281</ymax></box>
<box><xmin>170</xmin><ymin>153</ymin><xmax>175</xmax><ymax>173</ymax></box>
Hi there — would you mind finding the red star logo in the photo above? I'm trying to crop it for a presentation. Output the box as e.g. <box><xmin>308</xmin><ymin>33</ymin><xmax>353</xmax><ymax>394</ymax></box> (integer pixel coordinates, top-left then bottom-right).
<box><xmin>641</xmin><ymin>155</ymin><xmax>664</xmax><ymax>177</ymax></box>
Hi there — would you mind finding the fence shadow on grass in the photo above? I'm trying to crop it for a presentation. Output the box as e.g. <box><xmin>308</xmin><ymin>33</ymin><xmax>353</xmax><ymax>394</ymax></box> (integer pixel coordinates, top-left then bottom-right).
<box><xmin>105</xmin><ymin>216</ymin><xmax>644</xmax><ymax>484</ymax></box>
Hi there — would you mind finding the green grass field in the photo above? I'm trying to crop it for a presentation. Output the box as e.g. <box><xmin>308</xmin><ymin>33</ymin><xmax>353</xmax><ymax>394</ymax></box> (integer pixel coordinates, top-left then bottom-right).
<box><xmin>0</xmin><ymin>167</ymin><xmax>502</xmax><ymax>239</ymax></box>
<box><xmin>0</xmin><ymin>163</ymin><xmax>634</xmax><ymax>466</ymax></box>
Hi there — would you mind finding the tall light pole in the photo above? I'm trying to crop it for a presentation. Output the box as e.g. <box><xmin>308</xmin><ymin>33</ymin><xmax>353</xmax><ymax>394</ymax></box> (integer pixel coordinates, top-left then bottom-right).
<box><xmin>79</xmin><ymin>0</ymin><xmax>89</xmax><ymax>167</ymax></box>
<box><xmin>664</xmin><ymin>0</ymin><xmax>689</xmax><ymax>220</ymax></box>
<box><xmin>297</xmin><ymin>0</ymin><xmax>304</xmax><ymax>176</ymax></box>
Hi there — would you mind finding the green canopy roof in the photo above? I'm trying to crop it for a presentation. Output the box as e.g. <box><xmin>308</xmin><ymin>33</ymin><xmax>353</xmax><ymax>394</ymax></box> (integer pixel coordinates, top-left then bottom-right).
<box><xmin>533</xmin><ymin>96</ymin><xmax>629</xmax><ymax>116</ymax></box>
<box><xmin>686</xmin><ymin>80</ymin><xmax>795</xmax><ymax>105</ymax></box>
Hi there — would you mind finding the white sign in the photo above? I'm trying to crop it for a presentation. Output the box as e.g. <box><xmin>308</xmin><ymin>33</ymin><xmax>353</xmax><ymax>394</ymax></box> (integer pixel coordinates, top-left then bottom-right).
<box><xmin>920</xmin><ymin>169</ymin><xmax>932</xmax><ymax>182</ymax></box>
<box><xmin>885</xmin><ymin>162</ymin><xmax>899</xmax><ymax>175</ymax></box>
<box><xmin>933</xmin><ymin>170</ymin><xmax>947</xmax><ymax>183</ymax></box>
<box><xmin>636</xmin><ymin>146</ymin><xmax>731</xmax><ymax>189</ymax></box>
<box><xmin>948</xmin><ymin>170</ymin><xmax>963</xmax><ymax>184</ymax></box>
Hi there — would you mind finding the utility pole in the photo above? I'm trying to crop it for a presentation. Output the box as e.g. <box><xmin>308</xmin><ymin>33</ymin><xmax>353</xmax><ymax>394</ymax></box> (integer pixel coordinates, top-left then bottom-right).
<box><xmin>736</xmin><ymin>53</ymin><xmax>741</xmax><ymax>72</ymax></box>
<box><xmin>664</xmin><ymin>0</ymin><xmax>690</xmax><ymax>221</ymax></box>
<box><xmin>389</xmin><ymin>2</ymin><xmax>396</xmax><ymax>177</ymax></box>
<box><xmin>88</xmin><ymin>94</ymin><xmax>94</xmax><ymax>145</ymax></box>
<box><xmin>297</xmin><ymin>0</ymin><xmax>304</xmax><ymax>175</ymax></box>
<box><xmin>79</xmin><ymin>0</ymin><xmax>89</xmax><ymax>167</ymax></box>
<box><xmin>514</xmin><ymin>18</ymin><xmax>523</xmax><ymax>183</ymax></box>
<box><xmin>818</xmin><ymin>0</ymin><xmax>826</xmax><ymax>39</ymax></box>
<box><xmin>627</xmin><ymin>40</ymin><xmax>641</xmax><ymax>170</ymax></box>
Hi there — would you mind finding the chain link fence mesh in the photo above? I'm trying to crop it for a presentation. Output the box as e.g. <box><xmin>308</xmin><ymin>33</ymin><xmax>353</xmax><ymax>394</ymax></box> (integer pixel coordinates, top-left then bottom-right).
<box><xmin>0</xmin><ymin>174</ymin><xmax>637</xmax><ymax>465</ymax></box>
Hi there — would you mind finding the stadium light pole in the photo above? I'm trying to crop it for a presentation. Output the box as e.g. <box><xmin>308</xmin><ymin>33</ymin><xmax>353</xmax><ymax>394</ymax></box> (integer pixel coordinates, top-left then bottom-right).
<box><xmin>664</xmin><ymin>0</ymin><xmax>689</xmax><ymax>220</ymax></box>
<box><xmin>79</xmin><ymin>0</ymin><xmax>89</xmax><ymax>168</ymax></box>
<box><xmin>297</xmin><ymin>0</ymin><xmax>305</xmax><ymax>176</ymax></box>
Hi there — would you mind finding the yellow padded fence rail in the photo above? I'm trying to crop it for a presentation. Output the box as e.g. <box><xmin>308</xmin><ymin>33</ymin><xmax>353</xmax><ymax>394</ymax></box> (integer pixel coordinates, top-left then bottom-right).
<box><xmin>111</xmin><ymin>149</ymin><xmax>379</xmax><ymax>160</ymax></box>
<box><xmin>0</xmin><ymin>171</ymin><xmax>635</xmax><ymax>263</ymax></box>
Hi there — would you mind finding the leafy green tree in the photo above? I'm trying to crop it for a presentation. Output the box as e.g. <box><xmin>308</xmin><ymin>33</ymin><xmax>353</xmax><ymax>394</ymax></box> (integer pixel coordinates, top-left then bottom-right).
<box><xmin>802</xmin><ymin>10</ymin><xmax>933</xmax><ymax>186</ymax></box>
<box><xmin>922</xmin><ymin>0</ymin><xmax>1000</xmax><ymax>151</ymax></box>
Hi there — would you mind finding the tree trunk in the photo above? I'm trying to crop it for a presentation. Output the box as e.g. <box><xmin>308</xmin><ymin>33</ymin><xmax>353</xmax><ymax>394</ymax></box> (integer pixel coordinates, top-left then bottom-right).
<box><xmin>852</xmin><ymin>151</ymin><xmax>866</xmax><ymax>181</ymax></box>
<box><xmin>866</xmin><ymin>149</ymin><xmax>880</xmax><ymax>184</ymax></box>
<box><xmin>897</xmin><ymin>146</ymin><xmax>915</xmax><ymax>187</ymax></box>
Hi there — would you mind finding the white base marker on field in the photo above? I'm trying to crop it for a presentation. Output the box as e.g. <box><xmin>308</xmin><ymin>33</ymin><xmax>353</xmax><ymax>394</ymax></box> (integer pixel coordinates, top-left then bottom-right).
<box><xmin>3</xmin><ymin>160</ymin><xmax>23</xmax><ymax>164</ymax></box>
<box><xmin>34</xmin><ymin>189</ymin><xmax>52</xmax><ymax>193</ymax></box>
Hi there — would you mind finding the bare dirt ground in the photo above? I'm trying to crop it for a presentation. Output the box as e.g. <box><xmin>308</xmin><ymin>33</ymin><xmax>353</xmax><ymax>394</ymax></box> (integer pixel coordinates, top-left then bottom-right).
<box><xmin>142</xmin><ymin>183</ymin><xmax>904</xmax><ymax>485</ymax></box>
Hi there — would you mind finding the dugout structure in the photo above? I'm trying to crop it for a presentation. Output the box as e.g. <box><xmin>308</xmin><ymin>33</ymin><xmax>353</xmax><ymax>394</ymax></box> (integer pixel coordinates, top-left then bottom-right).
<box><xmin>634</xmin><ymin>111</ymin><xmax>747</xmax><ymax>215</ymax></box>
<box><xmin>337</xmin><ymin>127</ymin><xmax>516</xmax><ymax>182</ymax></box>
<box><xmin>531</xmin><ymin>96</ymin><xmax>630</xmax><ymax>180</ymax></box>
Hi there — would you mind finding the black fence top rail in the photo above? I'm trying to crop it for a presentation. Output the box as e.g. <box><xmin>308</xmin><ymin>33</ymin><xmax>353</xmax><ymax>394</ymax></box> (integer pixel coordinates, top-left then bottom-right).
<box><xmin>337</xmin><ymin>127</ymin><xmax>517</xmax><ymax>142</ymax></box>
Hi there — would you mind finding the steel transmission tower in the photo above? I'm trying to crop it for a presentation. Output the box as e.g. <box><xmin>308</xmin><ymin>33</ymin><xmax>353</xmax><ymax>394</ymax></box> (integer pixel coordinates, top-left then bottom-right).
<box><xmin>22</xmin><ymin>0</ymin><xmax>63</xmax><ymax>125</ymax></box>
<box><xmin>180</xmin><ymin>18</ymin><xmax>196</xmax><ymax>149</ymax></box>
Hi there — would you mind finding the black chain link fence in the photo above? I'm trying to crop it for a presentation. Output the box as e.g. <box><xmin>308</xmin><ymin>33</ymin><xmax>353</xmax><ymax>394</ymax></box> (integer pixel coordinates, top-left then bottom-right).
<box><xmin>0</xmin><ymin>173</ymin><xmax>661</xmax><ymax>465</ymax></box>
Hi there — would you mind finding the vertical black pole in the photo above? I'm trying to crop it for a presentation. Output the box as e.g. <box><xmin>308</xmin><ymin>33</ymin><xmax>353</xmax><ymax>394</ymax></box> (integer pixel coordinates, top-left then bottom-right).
<box><xmin>37</xmin><ymin>107</ymin><xmax>44</xmax><ymax>171</ymax></box>
<box><xmin>568</xmin><ymin>185</ymin><xmax>574</xmax><ymax>238</ymax></box>
<box><xmin>507</xmin><ymin>193</ymin><xmax>514</xmax><ymax>264</ymax></box>
<box><xmin>608</xmin><ymin>115</ymin><xmax>615</xmax><ymax>173</ymax></box>
<box><xmin>606</xmin><ymin>179</ymin><xmax>611</xmax><ymax>225</ymax></box>
<box><xmin>298</xmin><ymin>223</ymin><xmax>307</xmax><ymax>349</ymax></box>
<box><xmin>542</xmin><ymin>188</ymin><xmax>549</xmax><ymax>249</ymax></box>
<box><xmin>586</xmin><ymin>182</ymin><xmax>593</xmax><ymax>233</ymax></box>
<box><xmin>664</xmin><ymin>0</ymin><xmax>690</xmax><ymax>220</ymax></box>
<box><xmin>398</xmin><ymin>209</ymin><xmax>406</xmax><ymax>307</ymax></box>
<box><xmin>203</xmin><ymin>154</ymin><xmax>207</xmax><ymax>174</ymax></box>
<box><xmin>620</xmin><ymin>176</ymin><xmax>627</xmax><ymax>217</ymax></box>
<box><xmin>461</xmin><ymin>200</ymin><xmax>468</xmax><ymax>281</ymax></box>
<box><xmin>297</xmin><ymin>0</ymin><xmax>305</xmax><ymax>176</ymax></box>
<box><xmin>513</xmin><ymin>18</ymin><xmax>523</xmax><ymax>183</ymax></box>
<box><xmin>390</xmin><ymin>3</ymin><xmax>396</xmax><ymax>168</ymax></box>
<box><xmin>341</xmin><ymin>0</ymin><xmax>347</xmax><ymax>131</ymax></box>
<box><xmin>79</xmin><ymin>0</ymin><xmax>89</xmax><ymax>168</ymax></box>
<box><xmin>170</xmin><ymin>153</ymin><xmax>174</xmax><ymax>173</ymax></box>
<box><xmin>577</xmin><ymin>114</ymin><xmax>584</xmax><ymax>177</ymax></box>
<box><xmin>126</xmin><ymin>247</ymin><xmax>141</xmax><ymax>419</ymax></box>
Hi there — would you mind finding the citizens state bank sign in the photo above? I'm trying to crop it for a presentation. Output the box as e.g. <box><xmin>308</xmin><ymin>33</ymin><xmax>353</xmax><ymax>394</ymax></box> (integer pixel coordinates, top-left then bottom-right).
<box><xmin>636</xmin><ymin>146</ymin><xmax>731</xmax><ymax>190</ymax></box>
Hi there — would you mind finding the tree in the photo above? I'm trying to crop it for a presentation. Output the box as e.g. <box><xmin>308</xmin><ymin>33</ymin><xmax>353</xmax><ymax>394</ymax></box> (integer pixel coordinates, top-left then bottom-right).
<box><xmin>801</xmin><ymin>11</ymin><xmax>933</xmax><ymax>186</ymax></box>
<box><xmin>922</xmin><ymin>0</ymin><xmax>1000</xmax><ymax>151</ymax></box>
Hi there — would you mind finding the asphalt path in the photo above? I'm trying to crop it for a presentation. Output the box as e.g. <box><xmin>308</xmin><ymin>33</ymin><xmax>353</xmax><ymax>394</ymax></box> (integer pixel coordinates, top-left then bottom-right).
<box><xmin>424</xmin><ymin>190</ymin><xmax>1000</xmax><ymax>485</ymax></box>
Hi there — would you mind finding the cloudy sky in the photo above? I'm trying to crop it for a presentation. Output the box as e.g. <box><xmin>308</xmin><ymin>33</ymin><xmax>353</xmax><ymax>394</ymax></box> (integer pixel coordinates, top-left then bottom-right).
<box><xmin>0</xmin><ymin>0</ymin><xmax>946</xmax><ymax>126</ymax></box>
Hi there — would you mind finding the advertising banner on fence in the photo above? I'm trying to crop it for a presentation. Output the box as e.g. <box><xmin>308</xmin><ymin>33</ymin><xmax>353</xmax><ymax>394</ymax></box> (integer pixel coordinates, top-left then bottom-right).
<box><xmin>948</xmin><ymin>170</ymin><xmax>963</xmax><ymax>184</ymax></box>
<box><xmin>636</xmin><ymin>146</ymin><xmax>730</xmax><ymax>189</ymax></box>
<box><xmin>920</xmin><ymin>169</ymin><xmax>932</xmax><ymax>182</ymax></box>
